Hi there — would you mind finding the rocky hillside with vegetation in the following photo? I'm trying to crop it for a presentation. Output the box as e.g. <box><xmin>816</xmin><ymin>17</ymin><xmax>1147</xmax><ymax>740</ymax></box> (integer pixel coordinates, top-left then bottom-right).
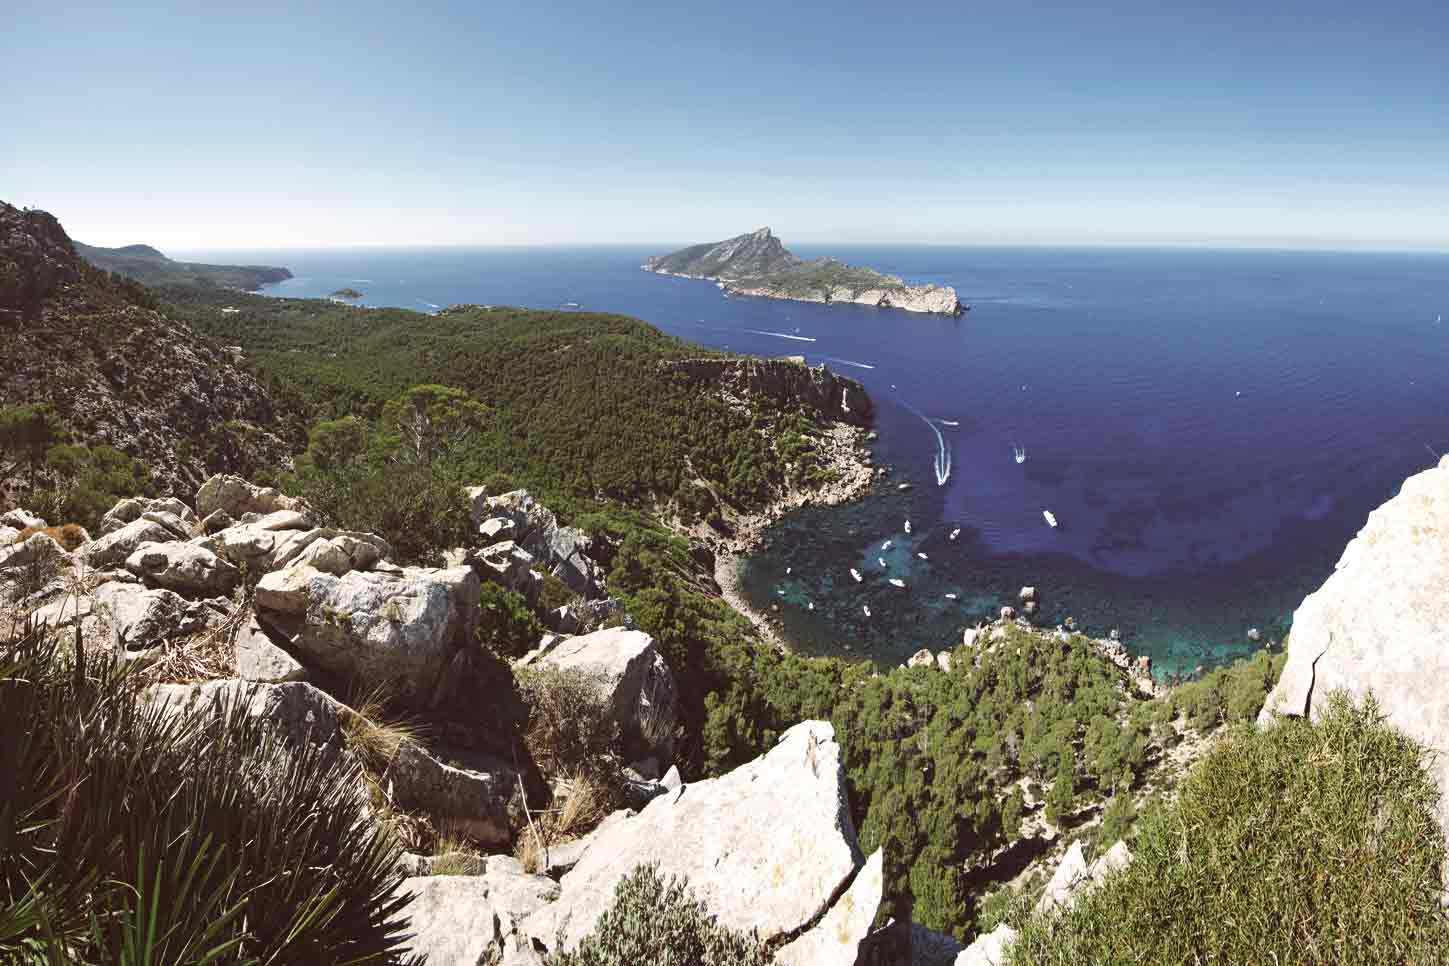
<box><xmin>4</xmin><ymin>200</ymin><xmax>1449</xmax><ymax>963</ymax></box>
<box><xmin>74</xmin><ymin>239</ymin><xmax>292</xmax><ymax>290</ymax></box>
<box><xmin>645</xmin><ymin>227</ymin><xmax>965</xmax><ymax>316</ymax></box>
<box><xmin>0</xmin><ymin>202</ymin><xmax>293</xmax><ymax>500</ymax></box>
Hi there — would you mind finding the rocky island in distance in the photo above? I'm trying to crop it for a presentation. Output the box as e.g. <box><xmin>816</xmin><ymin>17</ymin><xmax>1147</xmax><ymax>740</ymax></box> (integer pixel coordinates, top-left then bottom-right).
<box><xmin>644</xmin><ymin>226</ymin><xmax>967</xmax><ymax>316</ymax></box>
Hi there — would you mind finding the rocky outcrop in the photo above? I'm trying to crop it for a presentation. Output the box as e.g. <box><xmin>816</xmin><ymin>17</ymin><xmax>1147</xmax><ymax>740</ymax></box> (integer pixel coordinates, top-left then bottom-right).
<box><xmin>729</xmin><ymin>278</ymin><xmax>964</xmax><ymax>315</ymax></box>
<box><xmin>254</xmin><ymin>564</ymin><xmax>480</xmax><ymax>707</ymax></box>
<box><xmin>0</xmin><ymin>532</ymin><xmax>68</xmax><ymax>572</ymax></box>
<box><xmin>125</xmin><ymin>541</ymin><xmax>240</xmax><ymax>597</ymax></box>
<box><xmin>233</xmin><ymin>615</ymin><xmax>307</xmax><ymax>683</ymax></box>
<box><xmin>383</xmin><ymin>741</ymin><xmax>524</xmax><ymax>848</ymax></box>
<box><xmin>0</xmin><ymin>204</ymin><xmax>292</xmax><ymax>494</ymax></box>
<box><xmin>1261</xmin><ymin>453</ymin><xmax>1449</xmax><ymax>850</ymax></box>
<box><xmin>399</xmin><ymin>858</ymin><xmax>559</xmax><ymax>966</ymax></box>
<box><xmin>148</xmin><ymin>679</ymin><xmax>350</xmax><ymax>761</ymax></box>
<box><xmin>1</xmin><ymin>509</ymin><xmax>47</xmax><ymax>530</ymax></box>
<box><xmin>523</xmin><ymin>720</ymin><xmax>864</xmax><ymax>951</ymax></box>
<box><xmin>468</xmin><ymin>489</ymin><xmax>605</xmax><ymax>598</ymax></box>
<box><xmin>534</xmin><ymin>628</ymin><xmax>678</xmax><ymax>764</ymax></box>
<box><xmin>99</xmin><ymin>496</ymin><xmax>198</xmax><ymax>536</ymax></box>
<box><xmin>93</xmin><ymin>581</ymin><xmax>224</xmax><ymax>650</ymax></box>
<box><xmin>76</xmin><ymin>517</ymin><xmax>188</xmax><ymax>570</ymax></box>
<box><xmin>195</xmin><ymin>474</ymin><xmax>310</xmax><ymax>521</ymax></box>
<box><xmin>660</xmin><ymin>358</ymin><xmax>873</xmax><ymax>428</ymax></box>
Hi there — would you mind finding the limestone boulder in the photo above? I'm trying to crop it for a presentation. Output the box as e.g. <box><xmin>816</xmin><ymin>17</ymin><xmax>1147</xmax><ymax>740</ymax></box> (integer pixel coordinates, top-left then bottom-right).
<box><xmin>522</xmin><ymin>720</ymin><xmax>863</xmax><ymax>951</ymax></box>
<box><xmin>383</xmin><ymin>741</ymin><xmax>524</xmax><ymax>848</ymax></box>
<box><xmin>471</xmin><ymin>540</ymin><xmax>537</xmax><ymax>595</ymax></box>
<box><xmin>100</xmin><ymin>497</ymin><xmax>198</xmax><ymax>536</ymax></box>
<box><xmin>0</xmin><ymin>509</ymin><xmax>46</xmax><ymax>530</ymax></box>
<box><xmin>77</xmin><ymin>518</ymin><xmax>180</xmax><ymax>570</ymax></box>
<box><xmin>540</xmin><ymin>808</ymin><xmax>635</xmax><ymax>878</ymax></box>
<box><xmin>471</xmin><ymin>489</ymin><xmax>605</xmax><ymax>598</ymax></box>
<box><xmin>92</xmin><ymin>581</ymin><xmax>222</xmax><ymax>649</ymax></box>
<box><xmin>234</xmin><ymin>615</ymin><xmax>307</xmax><ymax>683</ymax></box>
<box><xmin>254</xmin><ymin>564</ymin><xmax>480</xmax><ymax>706</ymax></box>
<box><xmin>0</xmin><ymin>525</ymin><xmax>18</xmax><ymax>545</ymax></box>
<box><xmin>148</xmin><ymin>679</ymin><xmax>348</xmax><ymax>760</ymax></box>
<box><xmin>1260</xmin><ymin>454</ymin><xmax>1449</xmax><ymax>850</ymax></box>
<box><xmin>543</xmin><ymin>597</ymin><xmax>622</xmax><ymax>636</ymax></box>
<box><xmin>534</xmin><ymin>628</ymin><xmax>677</xmax><ymax>763</ymax></box>
<box><xmin>955</xmin><ymin>927</ymin><xmax>1017</xmax><ymax>966</ymax></box>
<box><xmin>907</xmin><ymin>648</ymin><xmax>934</xmax><ymax>669</ymax></box>
<box><xmin>0</xmin><ymin>532</ymin><xmax>68</xmax><ymax>572</ymax></box>
<box><xmin>775</xmin><ymin>849</ymin><xmax>884</xmax><ymax>966</ymax></box>
<box><xmin>399</xmin><ymin>858</ymin><xmax>559</xmax><ymax>966</ymax></box>
<box><xmin>195</xmin><ymin>474</ymin><xmax>309</xmax><ymax>520</ymax></box>
<box><xmin>125</xmin><ymin>541</ymin><xmax>240</xmax><ymax>597</ymax></box>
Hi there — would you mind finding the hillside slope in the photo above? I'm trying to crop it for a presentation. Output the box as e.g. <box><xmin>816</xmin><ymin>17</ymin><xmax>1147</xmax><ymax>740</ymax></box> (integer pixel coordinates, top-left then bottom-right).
<box><xmin>74</xmin><ymin>239</ymin><xmax>292</xmax><ymax>290</ymax></box>
<box><xmin>0</xmin><ymin>202</ymin><xmax>293</xmax><ymax>495</ymax></box>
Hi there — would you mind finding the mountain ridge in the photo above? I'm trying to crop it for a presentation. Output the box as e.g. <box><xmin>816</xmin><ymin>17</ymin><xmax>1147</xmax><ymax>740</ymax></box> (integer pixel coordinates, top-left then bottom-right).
<box><xmin>74</xmin><ymin>239</ymin><xmax>292</xmax><ymax>291</ymax></box>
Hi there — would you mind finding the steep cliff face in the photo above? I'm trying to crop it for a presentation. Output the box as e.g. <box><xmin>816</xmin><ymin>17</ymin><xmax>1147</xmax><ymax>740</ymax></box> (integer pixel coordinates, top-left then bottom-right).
<box><xmin>644</xmin><ymin>227</ymin><xmax>966</xmax><ymax>317</ymax></box>
<box><xmin>1261</xmin><ymin>453</ymin><xmax>1449</xmax><ymax>853</ymax></box>
<box><xmin>660</xmin><ymin>357</ymin><xmax>874</xmax><ymax>427</ymax></box>
<box><xmin>0</xmin><ymin>202</ymin><xmax>293</xmax><ymax>496</ymax></box>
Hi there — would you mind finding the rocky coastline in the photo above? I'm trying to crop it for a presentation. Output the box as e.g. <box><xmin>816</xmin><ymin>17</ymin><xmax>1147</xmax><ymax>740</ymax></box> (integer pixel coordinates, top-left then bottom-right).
<box><xmin>652</xmin><ymin>266</ymin><xmax>965</xmax><ymax>315</ymax></box>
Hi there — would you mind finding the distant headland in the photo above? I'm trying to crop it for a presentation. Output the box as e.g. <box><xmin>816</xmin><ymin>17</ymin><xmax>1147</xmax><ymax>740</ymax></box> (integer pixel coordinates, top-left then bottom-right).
<box><xmin>74</xmin><ymin>241</ymin><xmax>292</xmax><ymax>292</ymax></box>
<box><xmin>643</xmin><ymin>227</ymin><xmax>966</xmax><ymax>316</ymax></box>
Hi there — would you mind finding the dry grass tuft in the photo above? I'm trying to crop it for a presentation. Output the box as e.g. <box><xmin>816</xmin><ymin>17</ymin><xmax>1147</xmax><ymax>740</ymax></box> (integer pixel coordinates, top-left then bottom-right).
<box><xmin>343</xmin><ymin>683</ymin><xmax>426</xmax><ymax>773</ymax></box>
<box><xmin>13</xmin><ymin>523</ymin><xmax>90</xmax><ymax>550</ymax></box>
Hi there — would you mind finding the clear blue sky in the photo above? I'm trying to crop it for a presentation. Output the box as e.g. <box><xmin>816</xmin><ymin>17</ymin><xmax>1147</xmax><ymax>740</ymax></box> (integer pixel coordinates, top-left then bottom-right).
<box><xmin>3</xmin><ymin>0</ymin><xmax>1446</xmax><ymax>250</ymax></box>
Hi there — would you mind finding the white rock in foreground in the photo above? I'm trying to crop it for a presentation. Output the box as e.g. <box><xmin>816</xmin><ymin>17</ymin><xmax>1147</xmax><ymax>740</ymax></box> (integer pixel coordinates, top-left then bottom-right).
<box><xmin>775</xmin><ymin>848</ymin><xmax>884</xmax><ymax>966</ymax></box>
<box><xmin>1260</xmin><ymin>453</ymin><xmax>1449</xmax><ymax>849</ymax></box>
<box><xmin>399</xmin><ymin>858</ymin><xmax>559</xmax><ymax>966</ymax></box>
<box><xmin>523</xmin><ymin>721</ymin><xmax>863</xmax><ymax>951</ymax></box>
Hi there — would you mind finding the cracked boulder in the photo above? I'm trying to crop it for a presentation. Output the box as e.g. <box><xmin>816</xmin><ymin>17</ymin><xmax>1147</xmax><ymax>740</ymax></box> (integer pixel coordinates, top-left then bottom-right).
<box><xmin>470</xmin><ymin>489</ymin><xmax>605</xmax><ymax>598</ymax></box>
<box><xmin>1261</xmin><ymin>453</ymin><xmax>1449</xmax><ymax>851</ymax></box>
<box><xmin>195</xmin><ymin>474</ymin><xmax>310</xmax><ymax>520</ymax></box>
<box><xmin>399</xmin><ymin>857</ymin><xmax>559</xmax><ymax>966</ymax></box>
<box><xmin>76</xmin><ymin>518</ymin><xmax>180</xmax><ymax>570</ymax></box>
<box><xmin>99</xmin><ymin>497</ymin><xmax>198</xmax><ymax>536</ymax></box>
<box><xmin>383</xmin><ymin>741</ymin><xmax>524</xmax><ymax>848</ymax></box>
<box><xmin>775</xmin><ymin>848</ymin><xmax>884</xmax><ymax>966</ymax></box>
<box><xmin>92</xmin><ymin>581</ymin><xmax>224</xmax><ymax>650</ymax></box>
<box><xmin>147</xmin><ymin>679</ymin><xmax>349</xmax><ymax>761</ymax></box>
<box><xmin>522</xmin><ymin>720</ymin><xmax>863</xmax><ymax>951</ymax></box>
<box><xmin>254</xmin><ymin>564</ymin><xmax>479</xmax><ymax>706</ymax></box>
<box><xmin>125</xmin><ymin>541</ymin><xmax>240</xmax><ymax>597</ymax></box>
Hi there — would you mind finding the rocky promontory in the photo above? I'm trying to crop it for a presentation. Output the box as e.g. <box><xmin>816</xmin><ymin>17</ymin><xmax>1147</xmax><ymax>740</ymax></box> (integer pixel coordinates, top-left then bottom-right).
<box><xmin>660</xmin><ymin>356</ymin><xmax>874</xmax><ymax>428</ymax></box>
<box><xmin>644</xmin><ymin>227</ymin><xmax>966</xmax><ymax>317</ymax></box>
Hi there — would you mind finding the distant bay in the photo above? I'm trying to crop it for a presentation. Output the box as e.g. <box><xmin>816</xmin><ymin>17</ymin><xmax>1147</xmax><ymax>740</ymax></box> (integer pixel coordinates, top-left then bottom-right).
<box><xmin>185</xmin><ymin>243</ymin><xmax>1449</xmax><ymax>675</ymax></box>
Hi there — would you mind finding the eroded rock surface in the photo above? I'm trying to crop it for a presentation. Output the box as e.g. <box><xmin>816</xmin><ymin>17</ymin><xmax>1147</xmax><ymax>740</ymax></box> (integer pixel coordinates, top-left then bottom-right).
<box><xmin>534</xmin><ymin>628</ymin><xmax>677</xmax><ymax>763</ymax></box>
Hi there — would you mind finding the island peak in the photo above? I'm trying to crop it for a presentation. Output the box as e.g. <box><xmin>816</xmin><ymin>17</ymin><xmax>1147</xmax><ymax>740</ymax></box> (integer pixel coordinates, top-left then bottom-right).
<box><xmin>644</xmin><ymin>228</ymin><xmax>965</xmax><ymax>316</ymax></box>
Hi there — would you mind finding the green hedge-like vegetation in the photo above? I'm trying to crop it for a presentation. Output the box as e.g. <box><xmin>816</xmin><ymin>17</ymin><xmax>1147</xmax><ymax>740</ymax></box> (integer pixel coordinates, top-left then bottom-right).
<box><xmin>1008</xmin><ymin>693</ymin><xmax>1449</xmax><ymax>965</ymax></box>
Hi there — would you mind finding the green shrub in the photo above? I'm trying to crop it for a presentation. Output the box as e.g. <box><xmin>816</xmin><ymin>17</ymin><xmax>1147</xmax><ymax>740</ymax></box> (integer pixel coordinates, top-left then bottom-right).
<box><xmin>547</xmin><ymin>864</ymin><xmax>770</xmax><ymax>966</ymax></box>
<box><xmin>477</xmin><ymin>582</ymin><xmax>544</xmax><ymax>658</ymax></box>
<box><xmin>516</xmin><ymin>665</ymin><xmax>619</xmax><ymax>784</ymax></box>
<box><xmin>0</xmin><ymin>625</ymin><xmax>416</xmax><ymax>963</ymax></box>
<box><xmin>1009</xmin><ymin>693</ymin><xmax>1449</xmax><ymax>965</ymax></box>
<box><xmin>288</xmin><ymin>460</ymin><xmax>471</xmax><ymax>565</ymax></box>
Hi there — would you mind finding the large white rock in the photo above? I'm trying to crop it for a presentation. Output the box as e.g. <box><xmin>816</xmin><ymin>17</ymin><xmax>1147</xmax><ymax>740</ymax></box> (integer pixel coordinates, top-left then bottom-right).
<box><xmin>195</xmin><ymin>474</ymin><xmax>309</xmax><ymax>520</ymax></box>
<box><xmin>92</xmin><ymin>581</ymin><xmax>221</xmax><ymax>650</ymax></box>
<box><xmin>1260</xmin><ymin>454</ymin><xmax>1449</xmax><ymax>850</ymax></box>
<box><xmin>254</xmin><ymin>564</ymin><xmax>480</xmax><ymax>706</ymax></box>
<box><xmin>399</xmin><ymin>859</ymin><xmax>559</xmax><ymax>966</ymax></box>
<box><xmin>100</xmin><ymin>497</ymin><xmax>198</xmax><ymax>536</ymax></box>
<box><xmin>234</xmin><ymin>615</ymin><xmax>307</xmax><ymax>683</ymax></box>
<box><xmin>0</xmin><ymin>532</ymin><xmax>67</xmax><ymax>572</ymax></box>
<box><xmin>535</xmin><ymin>627</ymin><xmax>678</xmax><ymax>762</ymax></box>
<box><xmin>523</xmin><ymin>720</ymin><xmax>863</xmax><ymax>951</ymax></box>
<box><xmin>0</xmin><ymin>508</ymin><xmax>46</xmax><ymax>530</ymax></box>
<box><xmin>148</xmin><ymin>679</ymin><xmax>349</xmax><ymax>760</ymax></box>
<box><xmin>383</xmin><ymin>741</ymin><xmax>523</xmax><ymax>848</ymax></box>
<box><xmin>125</xmin><ymin>541</ymin><xmax>240</xmax><ymax>597</ymax></box>
<box><xmin>77</xmin><ymin>518</ymin><xmax>179</xmax><ymax>570</ymax></box>
<box><xmin>955</xmin><ymin>926</ymin><xmax>1017</xmax><ymax>966</ymax></box>
<box><xmin>775</xmin><ymin>848</ymin><xmax>884</xmax><ymax>966</ymax></box>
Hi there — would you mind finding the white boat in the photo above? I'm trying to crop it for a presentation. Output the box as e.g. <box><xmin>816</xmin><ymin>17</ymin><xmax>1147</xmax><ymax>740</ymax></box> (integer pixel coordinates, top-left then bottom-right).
<box><xmin>850</xmin><ymin>568</ymin><xmax>863</xmax><ymax>582</ymax></box>
<box><xmin>878</xmin><ymin>557</ymin><xmax>887</xmax><ymax>567</ymax></box>
<box><xmin>944</xmin><ymin>593</ymin><xmax>959</xmax><ymax>600</ymax></box>
<box><xmin>904</xmin><ymin>519</ymin><xmax>912</xmax><ymax>534</ymax></box>
<box><xmin>1014</xmin><ymin>445</ymin><xmax>1027</xmax><ymax>465</ymax></box>
<box><xmin>917</xmin><ymin>552</ymin><xmax>928</xmax><ymax>560</ymax></box>
<box><xmin>889</xmin><ymin>578</ymin><xmax>906</xmax><ymax>588</ymax></box>
<box><xmin>949</xmin><ymin>528</ymin><xmax>961</xmax><ymax>540</ymax></box>
<box><xmin>863</xmin><ymin>605</ymin><xmax>872</xmax><ymax>618</ymax></box>
<box><xmin>777</xmin><ymin>589</ymin><xmax>785</xmax><ymax>596</ymax></box>
<box><xmin>897</xmin><ymin>483</ymin><xmax>912</xmax><ymax>491</ymax></box>
<box><xmin>808</xmin><ymin>602</ymin><xmax>814</xmax><ymax>611</ymax></box>
<box><xmin>786</xmin><ymin>566</ymin><xmax>792</xmax><ymax>575</ymax></box>
<box><xmin>1043</xmin><ymin>510</ymin><xmax>1059</xmax><ymax>528</ymax></box>
<box><xmin>882</xmin><ymin>540</ymin><xmax>893</xmax><ymax>551</ymax></box>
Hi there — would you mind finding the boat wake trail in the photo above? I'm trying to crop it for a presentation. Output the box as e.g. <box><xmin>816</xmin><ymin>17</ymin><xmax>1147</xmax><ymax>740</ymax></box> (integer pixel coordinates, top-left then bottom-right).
<box><xmin>902</xmin><ymin>401</ymin><xmax>951</xmax><ymax>486</ymax></box>
<box><xmin>823</xmin><ymin>356</ymin><xmax>876</xmax><ymax>369</ymax></box>
<box><xmin>745</xmin><ymin>329</ymin><xmax>818</xmax><ymax>343</ymax></box>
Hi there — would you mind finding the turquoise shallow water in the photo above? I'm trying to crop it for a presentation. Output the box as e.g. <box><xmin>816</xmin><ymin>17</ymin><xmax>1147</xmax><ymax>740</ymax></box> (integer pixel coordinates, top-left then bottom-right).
<box><xmin>187</xmin><ymin>243</ymin><xmax>1449</xmax><ymax>676</ymax></box>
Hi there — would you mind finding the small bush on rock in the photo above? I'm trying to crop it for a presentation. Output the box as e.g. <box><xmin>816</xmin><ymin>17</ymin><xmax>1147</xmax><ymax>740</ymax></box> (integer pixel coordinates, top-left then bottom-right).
<box><xmin>517</xmin><ymin>665</ymin><xmax>619</xmax><ymax>782</ymax></box>
<box><xmin>477</xmin><ymin>582</ymin><xmax>544</xmax><ymax>658</ymax></box>
<box><xmin>547</xmin><ymin>863</ymin><xmax>771</xmax><ymax>966</ymax></box>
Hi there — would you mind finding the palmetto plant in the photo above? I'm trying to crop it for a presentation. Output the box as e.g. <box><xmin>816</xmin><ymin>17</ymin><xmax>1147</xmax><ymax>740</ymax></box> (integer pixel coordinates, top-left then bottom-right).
<box><xmin>0</xmin><ymin>621</ymin><xmax>422</xmax><ymax>964</ymax></box>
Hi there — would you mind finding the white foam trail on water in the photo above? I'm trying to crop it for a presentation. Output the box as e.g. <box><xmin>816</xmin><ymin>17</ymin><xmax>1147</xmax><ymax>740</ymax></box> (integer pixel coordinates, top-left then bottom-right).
<box><xmin>902</xmin><ymin>401</ymin><xmax>951</xmax><ymax>486</ymax></box>
<box><xmin>935</xmin><ymin>419</ymin><xmax>959</xmax><ymax>427</ymax></box>
<box><xmin>822</xmin><ymin>356</ymin><xmax>876</xmax><ymax>369</ymax></box>
<box><xmin>744</xmin><ymin>329</ymin><xmax>818</xmax><ymax>342</ymax></box>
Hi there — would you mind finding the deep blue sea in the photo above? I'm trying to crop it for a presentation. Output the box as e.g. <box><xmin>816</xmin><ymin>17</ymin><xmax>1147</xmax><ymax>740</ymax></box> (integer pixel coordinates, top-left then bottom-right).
<box><xmin>183</xmin><ymin>244</ymin><xmax>1449</xmax><ymax>675</ymax></box>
